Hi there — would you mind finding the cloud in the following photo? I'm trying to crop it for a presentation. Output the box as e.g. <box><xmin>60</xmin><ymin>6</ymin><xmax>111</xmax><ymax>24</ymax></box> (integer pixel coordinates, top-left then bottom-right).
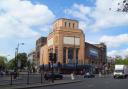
<box><xmin>64</xmin><ymin>0</ymin><xmax>128</xmax><ymax>31</ymax></box>
<box><xmin>0</xmin><ymin>0</ymin><xmax>55</xmax><ymax>38</ymax></box>
<box><xmin>108</xmin><ymin>48</ymin><xmax>128</xmax><ymax>58</ymax></box>
<box><xmin>64</xmin><ymin>3</ymin><xmax>91</xmax><ymax>21</ymax></box>
<box><xmin>99</xmin><ymin>34</ymin><xmax>128</xmax><ymax>48</ymax></box>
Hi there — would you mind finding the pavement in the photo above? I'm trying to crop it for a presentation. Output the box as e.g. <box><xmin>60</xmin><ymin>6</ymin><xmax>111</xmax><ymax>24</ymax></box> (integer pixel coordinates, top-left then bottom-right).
<box><xmin>0</xmin><ymin>79</ymin><xmax>82</xmax><ymax>89</ymax></box>
<box><xmin>0</xmin><ymin>75</ymin><xmax>84</xmax><ymax>89</ymax></box>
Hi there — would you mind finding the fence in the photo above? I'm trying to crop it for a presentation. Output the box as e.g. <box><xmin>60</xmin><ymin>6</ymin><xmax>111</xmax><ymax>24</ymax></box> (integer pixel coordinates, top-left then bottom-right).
<box><xmin>0</xmin><ymin>72</ymin><xmax>46</xmax><ymax>86</ymax></box>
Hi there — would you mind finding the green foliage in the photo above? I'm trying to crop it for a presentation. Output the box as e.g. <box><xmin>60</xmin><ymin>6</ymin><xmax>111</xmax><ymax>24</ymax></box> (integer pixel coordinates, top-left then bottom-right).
<box><xmin>115</xmin><ymin>58</ymin><xmax>128</xmax><ymax>65</ymax></box>
<box><xmin>16</xmin><ymin>53</ymin><xmax>27</xmax><ymax>69</ymax></box>
<box><xmin>26</xmin><ymin>61</ymin><xmax>35</xmax><ymax>69</ymax></box>
<box><xmin>7</xmin><ymin>59</ymin><xmax>15</xmax><ymax>69</ymax></box>
<box><xmin>7</xmin><ymin>52</ymin><xmax>28</xmax><ymax>70</ymax></box>
<box><xmin>0</xmin><ymin>56</ymin><xmax>7</xmax><ymax>70</ymax></box>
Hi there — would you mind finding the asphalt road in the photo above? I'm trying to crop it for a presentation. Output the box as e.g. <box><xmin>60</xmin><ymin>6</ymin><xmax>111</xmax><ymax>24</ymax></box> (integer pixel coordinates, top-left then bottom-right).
<box><xmin>30</xmin><ymin>76</ymin><xmax>128</xmax><ymax>89</ymax></box>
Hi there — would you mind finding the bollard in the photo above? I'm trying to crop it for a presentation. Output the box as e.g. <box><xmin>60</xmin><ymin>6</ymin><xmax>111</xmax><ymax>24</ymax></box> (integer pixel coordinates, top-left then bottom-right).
<box><xmin>10</xmin><ymin>73</ymin><xmax>13</xmax><ymax>85</ymax></box>
<box><xmin>27</xmin><ymin>71</ymin><xmax>29</xmax><ymax>85</ymax></box>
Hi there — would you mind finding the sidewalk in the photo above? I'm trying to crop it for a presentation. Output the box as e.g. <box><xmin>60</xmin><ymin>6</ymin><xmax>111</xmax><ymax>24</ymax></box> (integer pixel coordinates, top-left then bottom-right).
<box><xmin>0</xmin><ymin>79</ymin><xmax>82</xmax><ymax>89</ymax></box>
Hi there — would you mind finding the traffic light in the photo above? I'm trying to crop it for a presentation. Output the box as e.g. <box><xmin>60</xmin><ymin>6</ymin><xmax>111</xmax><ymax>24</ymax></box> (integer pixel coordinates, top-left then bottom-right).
<box><xmin>49</xmin><ymin>53</ymin><xmax>57</xmax><ymax>62</ymax></box>
<box><xmin>53</xmin><ymin>53</ymin><xmax>57</xmax><ymax>63</ymax></box>
<box><xmin>49</xmin><ymin>53</ymin><xmax>53</xmax><ymax>61</ymax></box>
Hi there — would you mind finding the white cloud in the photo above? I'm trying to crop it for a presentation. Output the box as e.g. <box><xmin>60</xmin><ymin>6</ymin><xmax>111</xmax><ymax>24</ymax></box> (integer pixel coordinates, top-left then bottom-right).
<box><xmin>0</xmin><ymin>0</ymin><xmax>55</xmax><ymax>38</ymax></box>
<box><xmin>64</xmin><ymin>0</ymin><xmax>128</xmax><ymax>31</ymax></box>
<box><xmin>64</xmin><ymin>3</ymin><xmax>91</xmax><ymax>21</ymax></box>
<box><xmin>99</xmin><ymin>34</ymin><xmax>128</xmax><ymax>48</ymax></box>
<box><xmin>108</xmin><ymin>48</ymin><xmax>128</xmax><ymax>58</ymax></box>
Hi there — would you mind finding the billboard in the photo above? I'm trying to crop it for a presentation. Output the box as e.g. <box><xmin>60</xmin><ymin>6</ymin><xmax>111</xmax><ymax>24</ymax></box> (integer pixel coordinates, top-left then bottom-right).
<box><xmin>89</xmin><ymin>48</ymin><xmax>98</xmax><ymax>58</ymax></box>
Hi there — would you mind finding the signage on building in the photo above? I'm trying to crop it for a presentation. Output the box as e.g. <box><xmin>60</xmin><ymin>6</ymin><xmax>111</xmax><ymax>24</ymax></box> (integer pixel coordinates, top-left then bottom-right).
<box><xmin>89</xmin><ymin>48</ymin><xmax>98</xmax><ymax>58</ymax></box>
<box><xmin>63</xmin><ymin>36</ymin><xmax>80</xmax><ymax>45</ymax></box>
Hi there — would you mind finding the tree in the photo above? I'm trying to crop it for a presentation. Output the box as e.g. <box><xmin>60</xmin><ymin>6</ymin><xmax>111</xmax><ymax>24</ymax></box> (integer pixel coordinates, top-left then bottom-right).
<box><xmin>0</xmin><ymin>56</ymin><xmax>7</xmax><ymax>70</ymax></box>
<box><xmin>109</xmin><ymin>0</ymin><xmax>128</xmax><ymax>13</ymax></box>
<box><xmin>7</xmin><ymin>53</ymin><xmax>28</xmax><ymax>70</ymax></box>
<box><xmin>115</xmin><ymin>58</ymin><xmax>128</xmax><ymax>65</ymax></box>
<box><xmin>16</xmin><ymin>53</ymin><xmax>28</xmax><ymax>69</ymax></box>
<box><xmin>7</xmin><ymin>59</ymin><xmax>15</xmax><ymax>69</ymax></box>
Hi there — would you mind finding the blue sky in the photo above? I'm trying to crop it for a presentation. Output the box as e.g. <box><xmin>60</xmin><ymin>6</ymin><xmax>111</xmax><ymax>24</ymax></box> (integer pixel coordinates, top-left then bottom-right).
<box><xmin>0</xmin><ymin>0</ymin><xmax>128</xmax><ymax>60</ymax></box>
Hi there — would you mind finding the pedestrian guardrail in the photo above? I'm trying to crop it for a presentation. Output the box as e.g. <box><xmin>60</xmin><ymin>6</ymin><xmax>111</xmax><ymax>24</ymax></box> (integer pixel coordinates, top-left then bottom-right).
<box><xmin>0</xmin><ymin>72</ymin><xmax>46</xmax><ymax>86</ymax></box>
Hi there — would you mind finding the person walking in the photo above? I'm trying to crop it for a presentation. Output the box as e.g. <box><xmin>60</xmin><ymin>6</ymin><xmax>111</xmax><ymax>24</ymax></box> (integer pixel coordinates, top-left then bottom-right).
<box><xmin>71</xmin><ymin>72</ymin><xmax>75</xmax><ymax>80</ymax></box>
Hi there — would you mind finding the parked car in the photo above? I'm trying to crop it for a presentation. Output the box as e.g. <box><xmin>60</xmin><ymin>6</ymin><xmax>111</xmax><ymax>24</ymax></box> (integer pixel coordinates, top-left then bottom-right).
<box><xmin>84</xmin><ymin>72</ymin><xmax>95</xmax><ymax>78</ymax></box>
<box><xmin>44</xmin><ymin>73</ymin><xmax>63</xmax><ymax>80</ymax></box>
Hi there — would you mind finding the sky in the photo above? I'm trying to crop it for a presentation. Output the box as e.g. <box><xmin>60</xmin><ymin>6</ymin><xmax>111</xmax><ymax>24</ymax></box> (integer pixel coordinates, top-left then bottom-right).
<box><xmin>0</xmin><ymin>0</ymin><xmax>128</xmax><ymax>60</ymax></box>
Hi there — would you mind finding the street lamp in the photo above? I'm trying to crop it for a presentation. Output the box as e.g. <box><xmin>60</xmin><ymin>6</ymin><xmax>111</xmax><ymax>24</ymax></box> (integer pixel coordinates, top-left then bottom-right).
<box><xmin>15</xmin><ymin>43</ymin><xmax>24</xmax><ymax>70</ymax></box>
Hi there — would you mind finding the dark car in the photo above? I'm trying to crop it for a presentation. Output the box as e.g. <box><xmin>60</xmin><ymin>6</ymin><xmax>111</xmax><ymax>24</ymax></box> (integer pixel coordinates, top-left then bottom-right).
<box><xmin>84</xmin><ymin>72</ymin><xmax>95</xmax><ymax>78</ymax></box>
<box><xmin>44</xmin><ymin>73</ymin><xmax>63</xmax><ymax>80</ymax></box>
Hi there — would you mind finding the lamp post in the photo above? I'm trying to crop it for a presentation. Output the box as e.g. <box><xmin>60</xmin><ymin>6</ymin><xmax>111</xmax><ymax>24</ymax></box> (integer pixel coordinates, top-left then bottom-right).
<box><xmin>15</xmin><ymin>43</ymin><xmax>24</xmax><ymax>70</ymax></box>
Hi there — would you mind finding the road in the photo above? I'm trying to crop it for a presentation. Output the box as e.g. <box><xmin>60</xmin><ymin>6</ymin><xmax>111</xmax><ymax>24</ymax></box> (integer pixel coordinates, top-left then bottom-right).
<box><xmin>30</xmin><ymin>76</ymin><xmax>128</xmax><ymax>89</ymax></box>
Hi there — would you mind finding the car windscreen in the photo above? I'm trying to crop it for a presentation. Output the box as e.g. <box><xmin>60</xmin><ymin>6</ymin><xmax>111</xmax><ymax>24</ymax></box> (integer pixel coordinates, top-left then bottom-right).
<box><xmin>114</xmin><ymin>70</ymin><xmax>124</xmax><ymax>73</ymax></box>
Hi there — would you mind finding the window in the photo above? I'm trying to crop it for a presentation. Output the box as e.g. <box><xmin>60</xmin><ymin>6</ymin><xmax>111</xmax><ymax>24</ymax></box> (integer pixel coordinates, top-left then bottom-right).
<box><xmin>68</xmin><ymin>48</ymin><xmax>74</xmax><ymax>63</ymax></box>
<box><xmin>69</xmin><ymin>22</ymin><xmax>70</xmax><ymax>27</ymax></box>
<box><xmin>73</xmin><ymin>23</ymin><xmax>75</xmax><ymax>28</ymax></box>
<box><xmin>76</xmin><ymin>48</ymin><xmax>79</xmax><ymax>64</ymax></box>
<box><xmin>65</xmin><ymin>22</ymin><xmax>67</xmax><ymax>27</ymax></box>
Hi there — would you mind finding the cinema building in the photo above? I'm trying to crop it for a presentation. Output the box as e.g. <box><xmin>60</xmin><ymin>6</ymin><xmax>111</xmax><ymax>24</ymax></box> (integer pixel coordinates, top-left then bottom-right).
<box><xmin>39</xmin><ymin>18</ymin><xmax>106</xmax><ymax>73</ymax></box>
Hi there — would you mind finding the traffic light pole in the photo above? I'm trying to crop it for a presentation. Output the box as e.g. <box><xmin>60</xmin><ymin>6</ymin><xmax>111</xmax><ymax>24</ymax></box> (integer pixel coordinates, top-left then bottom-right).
<box><xmin>49</xmin><ymin>52</ymin><xmax>55</xmax><ymax>83</ymax></box>
<box><xmin>51</xmin><ymin>61</ymin><xmax>54</xmax><ymax>83</ymax></box>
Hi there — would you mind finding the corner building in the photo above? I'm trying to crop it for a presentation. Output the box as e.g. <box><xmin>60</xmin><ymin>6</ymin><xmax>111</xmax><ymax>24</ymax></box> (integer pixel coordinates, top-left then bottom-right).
<box><xmin>40</xmin><ymin>18</ymin><xmax>85</xmax><ymax>65</ymax></box>
<box><xmin>40</xmin><ymin>18</ymin><xmax>106</xmax><ymax>71</ymax></box>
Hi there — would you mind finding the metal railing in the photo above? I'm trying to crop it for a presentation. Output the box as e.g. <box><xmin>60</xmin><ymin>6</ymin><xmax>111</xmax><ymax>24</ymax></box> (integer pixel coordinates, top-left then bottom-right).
<box><xmin>0</xmin><ymin>72</ymin><xmax>46</xmax><ymax>86</ymax></box>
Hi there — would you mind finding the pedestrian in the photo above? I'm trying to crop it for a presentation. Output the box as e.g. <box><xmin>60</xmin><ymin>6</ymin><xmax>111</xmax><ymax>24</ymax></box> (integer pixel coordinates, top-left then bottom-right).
<box><xmin>13</xmin><ymin>70</ymin><xmax>17</xmax><ymax>79</ymax></box>
<box><xmin>99</xmin><ymin>71</ymin><xmax>102</xmax><ymax>77</ymax></box>
<box><xmin>71</xmin><ymin>72</ymin><xmax>75</xmax><ymax>80</ymax></box>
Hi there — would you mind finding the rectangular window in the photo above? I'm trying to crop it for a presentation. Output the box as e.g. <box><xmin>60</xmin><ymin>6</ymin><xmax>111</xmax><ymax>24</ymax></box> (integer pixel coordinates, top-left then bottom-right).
<box><xmin>65</xmin><ymin>22</ymin><xmax>66</xmax><ymax>27</ymax></box>
<box><xmin>76</xmin><ymin>48</ymin><xmax>79</xmax><ymax>64</ymax></box>
<box><xmin>69</xmin><ymin>23</ymin><xmax>70</xmax><ymax>27</ymax></box>
<box><xmin>68</xmin><ymin>48</ymin><xmax>74</xmax><ymax>64</ymax></box>
<box><xmin>73</xmin><ymin>23</ymin><xmax>75</xmax><ymax>28</ymax></box>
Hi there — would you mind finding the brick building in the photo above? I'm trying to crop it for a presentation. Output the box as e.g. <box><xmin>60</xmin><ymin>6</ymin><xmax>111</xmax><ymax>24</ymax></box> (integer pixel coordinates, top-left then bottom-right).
<box><xmin>36</xmin><ymin>37</ymin><xmax>47</xmax><ymax>65</ymax></box>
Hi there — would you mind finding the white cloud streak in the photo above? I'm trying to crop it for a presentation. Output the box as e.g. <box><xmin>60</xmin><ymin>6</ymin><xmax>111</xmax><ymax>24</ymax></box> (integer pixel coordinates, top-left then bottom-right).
<box><xmin>0</xmin><ymin>0</ymin><xmax>55</xmax><ymax>38</ymax></box>
<box><xmin>99</xmin><ymin>34</ymin><xmax>128</xmax><ymax>48</ymax></box>
<box><xmin>64</xmin><ymin>0</ymin><xmax>128</xmax><ymax>31</ymax></box>
<box><xmin>108</xmin><ymin>48</ymin><xmax>128</xmax><ymax>58</ymax></box>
